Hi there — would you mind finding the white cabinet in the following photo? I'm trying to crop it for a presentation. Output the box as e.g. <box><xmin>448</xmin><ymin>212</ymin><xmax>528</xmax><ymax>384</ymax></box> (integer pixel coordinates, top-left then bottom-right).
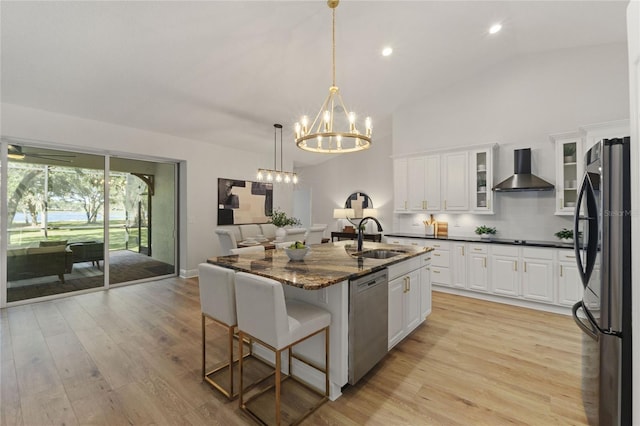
<box><xmin>393</xmin><ymin>158</ymin><xmax>408</xmax><ymax>211</ymax></box>
<box><xmin>424</xmin><ymin>155</ymin><xmax>441</xmax><ymax>211</ymax></box>
<box><xmin>580</xmin><ymin>119</ymin><xmax>630</xmax><ymax>152</ymax></box>
<box><xmin>490</xmin><ymin>245</ymin><xmax>519</xmax><ymax>297</ymax></box>
<box><xmin>420</xmin><ymin>254</ymin><xmax>432</xmax><ymax>319</ymax></box>
<box><xmin>451</xmin><ymin>242</ymin><xmax>466</xmax><ymax>289</ymax></box>
<box><xmin>552</xmin><ymin>132</ymin><xmax>583</xmax><ymax>215</ymax></box>
<box><xmin>408</xmin><ymin>156</ymin><xmax>426</xmax><ymax>210</ymax></box>
<box><xmin>388</xmin><ymin>258</ymin><xmax>422</xmax><ymax>350</ymax></box>
<box><xmin>470</xmin><ymin>147</ymin><xmax>495</xmax><ymax>213</ymax></box>
<box><xmin>429</xmin><ymin>241</ymin><xmax>451</xmax><ymax>287</ymax></box>
<box><xmin>442</xmin><ymin>151</ymin><xmax>469</xmax><ymax>211</ymax></box>
<box><xmin>521</xmin><ymin>248</ymin><xmax>554</xmax><ymax>303</ymax></box>
<box><xmin>557</xmin><ymin>249</ymin><xmax>582</xmax><ymax>306</ymax></box>
<box><xmin>467</xmin><ymin>243</ymin><xmax>489</xmax><ymax>292</ymax></box>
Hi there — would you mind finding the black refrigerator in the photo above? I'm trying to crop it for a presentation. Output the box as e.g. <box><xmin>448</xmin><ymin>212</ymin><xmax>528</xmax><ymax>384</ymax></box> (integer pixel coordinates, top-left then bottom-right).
<box><xmin>572</xmin><ymin>137</ymin><xmax>632</xmax><ymax>425</ymax></box>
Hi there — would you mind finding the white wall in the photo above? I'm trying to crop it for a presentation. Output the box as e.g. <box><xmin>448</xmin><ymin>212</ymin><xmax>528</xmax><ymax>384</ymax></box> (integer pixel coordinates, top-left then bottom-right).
<box><xmin>391</xmin><ymin>43</ymin><xmax>630</xmax><ymax>240</ymax></box>
<box><xmin>1</xmin><ymin>103</ymin><xmax>294</xmax><ymax>278</ymax></box>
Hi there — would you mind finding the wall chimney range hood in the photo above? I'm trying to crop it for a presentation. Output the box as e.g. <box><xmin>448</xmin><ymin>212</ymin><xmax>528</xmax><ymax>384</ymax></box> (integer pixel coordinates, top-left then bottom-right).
<box><xmin>493</xmin><ymin>148</ymin><xmax>554</xmax><ymax>192</ymax></box>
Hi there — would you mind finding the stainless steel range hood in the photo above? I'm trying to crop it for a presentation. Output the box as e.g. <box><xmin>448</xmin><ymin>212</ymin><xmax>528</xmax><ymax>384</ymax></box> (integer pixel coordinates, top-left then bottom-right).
<box><xmin>493</xmin><ymin>148</ymin><xmax>554</xmax><ymax>192</ymax></box>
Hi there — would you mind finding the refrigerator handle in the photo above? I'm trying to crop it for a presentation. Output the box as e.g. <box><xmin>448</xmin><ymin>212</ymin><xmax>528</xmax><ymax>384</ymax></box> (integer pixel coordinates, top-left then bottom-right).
<box><xmin>572</xmin><ymin>301</ymin><xmax>599</xmax><ymax>341</ymax></box>
<box><xmin>574</xmin><ymin>174</ymin><xmax>598</xmax><ymax>287</ymax></box>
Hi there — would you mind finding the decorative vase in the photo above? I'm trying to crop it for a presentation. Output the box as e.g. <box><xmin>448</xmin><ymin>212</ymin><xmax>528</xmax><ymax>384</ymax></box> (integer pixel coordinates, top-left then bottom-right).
<box><xmin>561</xmin><ymin>238</ymin><xmax>573</xmax><ymax>244</ymax></box>
<box><xmin>275</xmin><ymin>227</ymin><xmax>287</xmax><ymax>242</ymax></box>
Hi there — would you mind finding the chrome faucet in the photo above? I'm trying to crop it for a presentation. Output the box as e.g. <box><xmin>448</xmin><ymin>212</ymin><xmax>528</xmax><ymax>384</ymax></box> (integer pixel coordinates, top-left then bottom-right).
<box><xmin>357</xmin><ymin>216</ymin><xmax>383</xmax><ymax>252</ymax></box>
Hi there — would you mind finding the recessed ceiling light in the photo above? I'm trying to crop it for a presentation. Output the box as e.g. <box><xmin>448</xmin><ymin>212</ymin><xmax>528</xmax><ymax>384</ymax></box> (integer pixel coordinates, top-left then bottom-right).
<box><xmin>381</xmin><ymin>46</ymin><xmax>393</xmax><ymax>57</ymax></box>
<box><xmin>489</xmin><ymin>23</ymin><xmax>502</xmax><ymax>34</ymax></box>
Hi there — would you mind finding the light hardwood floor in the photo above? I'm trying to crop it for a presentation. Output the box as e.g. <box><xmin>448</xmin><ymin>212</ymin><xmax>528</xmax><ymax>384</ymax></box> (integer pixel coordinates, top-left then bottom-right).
<box><xmin>0</xmin><ymin>277</ymin><xmax>590</xmax><ymax>425</ymax></box>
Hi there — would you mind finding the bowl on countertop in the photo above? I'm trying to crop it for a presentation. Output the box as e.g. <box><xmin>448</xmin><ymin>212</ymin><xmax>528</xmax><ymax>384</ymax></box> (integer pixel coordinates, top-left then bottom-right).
<box><xmin>285</xmin><ymin>247</ymin><xmax>309</xmax><ymax>261</ymax></box>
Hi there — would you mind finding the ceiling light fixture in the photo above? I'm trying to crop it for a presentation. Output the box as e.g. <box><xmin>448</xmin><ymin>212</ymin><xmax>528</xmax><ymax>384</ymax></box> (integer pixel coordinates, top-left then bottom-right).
<box><xmin>382</xmin><ymin>46</ymin><xmax>393</xmax><ymax>57</ymax></box>
<box><xmin>257</xmin><ymin>124</ymin><xmax>298</xmax><ymax>184</ymax></box>
<box><xmin>489</xmin><ymin>23</ymin><xmax>502</xmax><ymax>34</ymax></box>
<box><xmin>294</xmin><ymin>0</ymin><xmax>372</xmax><ymax>154</ymax></box>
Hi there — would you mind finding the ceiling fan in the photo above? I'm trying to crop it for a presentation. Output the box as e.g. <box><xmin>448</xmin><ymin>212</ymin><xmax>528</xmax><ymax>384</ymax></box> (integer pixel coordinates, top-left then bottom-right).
<box><xmin>2</xmin><ymin>139</ymin><xmax>75</xmax><ymax>163</ymax></box>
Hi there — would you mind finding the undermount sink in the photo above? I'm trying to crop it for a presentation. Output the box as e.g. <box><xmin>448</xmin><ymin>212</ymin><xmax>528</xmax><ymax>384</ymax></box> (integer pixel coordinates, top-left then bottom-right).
<box><xmin>355</xmin><ymin>249</ymin><xmax>407</xmax><ymax>259</ymax></box>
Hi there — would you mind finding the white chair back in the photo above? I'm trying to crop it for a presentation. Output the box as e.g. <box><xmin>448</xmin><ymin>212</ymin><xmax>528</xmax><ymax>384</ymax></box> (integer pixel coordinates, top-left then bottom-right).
<box><xmin>215</xmin><ymin>228</ymin><xmax>237</xmax><ymax>255</ymax></box>
<box><xmin>230</xmin><ymin>245</ymin><xmax>265</xmax><ymax>255</ymax></box>
<box><xmin>198</xmin><ymin>263</ymin><xmax>236</xmax><ymax>326</ymax></box>
<box><xmin>235</xmin><ymin>272</ymin><xmax>290</xmax><ymax>349</ymax></box>
<box><xmin>260</xmin><ymin>223</ymin><xmax>277</xmax><ymax>239</ymax></box>
<box><xmin>285</xmin><ymin>228</ymin><xmax>307</xmax><ymax>240</ymax></box>
<box><xmin>239</xmin><ymin>224</ymin><xmax>261</xmax><ymax>241</ymax></box>
<box><xmin>305</xmin><ymin>225</ymin><xmax>327</xmax><ymax>245</ymax></box>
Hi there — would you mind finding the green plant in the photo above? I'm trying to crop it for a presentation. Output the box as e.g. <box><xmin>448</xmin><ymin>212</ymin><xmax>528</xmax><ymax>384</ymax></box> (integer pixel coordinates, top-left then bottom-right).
<box><xmin>269</xmin><ymin>209</ymin><xmax>301</xmax><ymax>228</ymax></box>
<box><xmin>554</xmin><ymin>228</ymin><xmax>574</xmax><ymax>240</ymax></box>
<box><xmin>563</xmin><ymin>144</ymin><xmax>576</xmax><ymax>157</ymax></box>
<box><xmin>475</xmin><ymin>225</ymin><xmax>497</xmax><ymax>235</ymax></box>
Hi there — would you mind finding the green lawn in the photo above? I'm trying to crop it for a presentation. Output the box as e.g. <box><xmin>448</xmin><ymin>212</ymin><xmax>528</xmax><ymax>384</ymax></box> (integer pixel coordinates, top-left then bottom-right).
<box><xmin>8</xmin><ymin>220</ymin><xmax>148</xmax><ymax>250</ymax></box>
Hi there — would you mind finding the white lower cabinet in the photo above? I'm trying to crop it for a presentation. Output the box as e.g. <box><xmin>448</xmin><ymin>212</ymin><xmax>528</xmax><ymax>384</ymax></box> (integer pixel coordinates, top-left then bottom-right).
<box><xmin>490</xmin><ymin>246</ymin><xmax>519</xmax><ymax>297</ymax></box>
<box><xmin>388</xmin><ymin>257</ymin><xmax>423</xmax><ymax>350</ymax></box>
<box><xmin>557</xmin><ymin>249</ymin><xmax>583</xmax><ymax>306</ymax></box>
<box><xmin>429</xmin><ymin>241</ymin><xmax>451</xmax><ymax>287</ymax></box>
<box><xmin>451</xmin><ymin>242</ymin><xmax>466</xmax><ymax>288</ymax></box>
<box><xmin>521</xmin><ymin>248</ymin><xmax>554</xmax><ymax>303</ymax></box>
<box><xmin>467</xmin><ymin>244</ymin><xmax>488</xmax><ymax>292</ymax></box>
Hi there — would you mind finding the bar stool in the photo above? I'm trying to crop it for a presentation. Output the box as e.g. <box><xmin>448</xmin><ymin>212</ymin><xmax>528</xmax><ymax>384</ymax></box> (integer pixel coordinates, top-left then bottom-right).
<box><xmin>198</xmin><ymin>263</ymin><xmax>270</xmax><ymax>399</ymax></box>
<box><xmin>234</xmin><ymin>272</ymin><xmax>330</xmax><ymax>425</ymax></box>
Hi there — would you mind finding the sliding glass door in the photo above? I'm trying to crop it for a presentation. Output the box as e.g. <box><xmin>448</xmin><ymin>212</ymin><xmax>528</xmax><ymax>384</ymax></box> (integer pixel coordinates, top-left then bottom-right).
<box><xmin>2</xmin><ymin>142</ymin><xmax>178</xmax><ymax>304</ymax></box>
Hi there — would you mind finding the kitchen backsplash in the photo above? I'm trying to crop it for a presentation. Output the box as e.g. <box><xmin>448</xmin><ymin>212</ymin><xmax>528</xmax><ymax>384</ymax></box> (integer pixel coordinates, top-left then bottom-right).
<box><xmin>392</xmin><ymin>191</ymin><xmax>573</xmax><ymax>241</ymax></box>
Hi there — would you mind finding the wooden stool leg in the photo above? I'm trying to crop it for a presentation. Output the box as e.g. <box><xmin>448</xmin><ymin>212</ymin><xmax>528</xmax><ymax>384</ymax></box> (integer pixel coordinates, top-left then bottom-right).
<box><xmin>201</xmin><ymin>314</ymin><xmax>206</xmax><ymax>381</ymax></box>
<box><xmin>325</xmin><ymin>327</ymin><xmax>330</xmax><ymax>397</ymax></box>
<box><xmin>228</xmin><ymin>325</ymin><xmax>234</xmax><ymax>396</ymax></box>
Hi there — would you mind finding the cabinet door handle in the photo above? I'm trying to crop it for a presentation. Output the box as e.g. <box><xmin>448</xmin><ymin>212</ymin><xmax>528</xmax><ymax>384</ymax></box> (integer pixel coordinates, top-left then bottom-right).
<box><xmin>433</xmin><ymin>270</ymin><xmax>441</xmax><ymax>274</ymax></box>
<box><xmin>434</xmin><ymin>253</ymin><xmax>441</xmax><ymax>257</ymax></box>
<box><xmin>474</xmin><ymin>248</ymin><xmax>482</xmax><ymax>251</ymax></box>
<box><xmin>564</xmin><ymin>255</ymin><xmax>575</xmax><ymax>259</ymax></box>
<box><xmin>560</xmin><ymin>198</ymin><xmax>563</xmax><ymax>209</ymax></box>
<box><xmin>407</xmin><ymin>276</ymin><xmax>411</xmax><ymax>291</ymax></box>
<box><xmin>514</xmin><ymin>261</ymin><xmax>517</xmax><ymax>271</ymax></box>
<box><xmin>444</xmin><ymin>200</ymin><xmax>447</xmax><ymax>210</ymax></box>
<box><xmin>404</xmin><ymin>276</ymin><xmax>409</xmax><ymax>293</ymax></box>
<box><xmin>483</xmin><ymin>258</ymin><xmax>487</xmax><ymax>268</ymax></box>
<box><xmin>488</xmin><ymin>199</ymin><xmax>491</xmax><ymax>209</ymax></box>
<box><xmin>404</xmin><ymin>201</ymin><xmax>407</xmax><ymax>209</ymax></box>
<box><xmin>461</xmin><ymin>247</ymin><xmax>465</xmax><ymax>256</ymax></box>
<box><xmin>524</xmin><ymin>262</ymin><xmax>527</xmax><ymax>273</ymax></box>
<box><xmin>560</xmin><ymin>265</ymin><xmax>563</xmax><ymax>277</ymax></box>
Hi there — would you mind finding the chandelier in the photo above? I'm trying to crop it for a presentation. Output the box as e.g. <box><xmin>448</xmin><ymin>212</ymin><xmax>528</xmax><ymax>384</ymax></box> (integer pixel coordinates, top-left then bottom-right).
<box><xmin>294</xmin><ymin>0</ymin><xmax>372</xmax><ymax>154</ymax></box>
<box><xmin>257</xmin><ymin>124</ymin><xmax>298</xmax><ymax>184</ymax></box>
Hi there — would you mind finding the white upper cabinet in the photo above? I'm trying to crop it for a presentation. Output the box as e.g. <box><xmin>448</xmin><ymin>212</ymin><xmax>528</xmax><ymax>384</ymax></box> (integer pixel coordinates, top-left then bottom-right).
<box><xmin>551</xmin><ymin>132</ymin><xmax>583</xmax><ymax>216</ymax></box>
<box><xmin>424</xmin><ymin>155</ymin><xmax>441</xmax><ymax>211</ymax></box>
<box><xmin>442</xmin><ymin>151</ymin><xmax>469</xmax><ymax>211</ymax></box>
<box><xmin>580</xmin><ymin>119</ymin><xmax>630</xmax><ymax>152</ymax></box>
<box><xmin>470</xmin><ymin>146</ymin><xmax>496</xmax><ymax>214</ymax></box>
<box><xmin>407</xmin><ymin>156</ymin><xmax>425</xmax><ymax>210</ymax></box>
<box><xmin>393</xmin><ymin>158</ymin><xmax>409</xmax><ymax>212</ymax></box>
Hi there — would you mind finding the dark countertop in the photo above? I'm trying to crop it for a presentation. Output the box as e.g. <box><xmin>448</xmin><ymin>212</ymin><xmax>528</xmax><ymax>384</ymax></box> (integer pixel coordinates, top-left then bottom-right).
<box><xmin>384</xmin><ymin>233</ymin><xmax>575</xmax><ymax>249</ymax></box>
<box><xmin>207</xmin><ymin>242</ymin><xmax>432</xmax><ymax>290</ymax></box>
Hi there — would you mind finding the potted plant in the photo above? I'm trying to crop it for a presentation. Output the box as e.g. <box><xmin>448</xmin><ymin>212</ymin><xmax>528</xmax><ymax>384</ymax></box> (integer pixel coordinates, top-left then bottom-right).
<box><xmin>554</xmin><ymin>228</ymin><xmax>575</xmax><ymax>243</ymax></box>
<box><xmin>475</xmin><ymin>225</ymin><xmax>497</xmax><ymax>239</ymax></box>
<box><xmin>269</xmin><ymin>209</ymin><xmax>301</xmax><ymax>241</ymax></box>
<box><xmin>564</xmin><ymin>144</ymin><xmax>576</xmax><ymax>163</ymax></box>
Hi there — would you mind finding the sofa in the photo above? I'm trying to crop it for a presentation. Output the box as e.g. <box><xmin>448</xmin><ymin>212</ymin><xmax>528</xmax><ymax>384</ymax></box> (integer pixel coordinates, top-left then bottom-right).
<box><xmin>7</xmin><ymin>245</ymin><xmax>73</xmax><ymax>283</ymax></box>
<box><xmin>68</xmin><ymin>241</ymin><xmax>104</xmax><ymax>269</ymax></box>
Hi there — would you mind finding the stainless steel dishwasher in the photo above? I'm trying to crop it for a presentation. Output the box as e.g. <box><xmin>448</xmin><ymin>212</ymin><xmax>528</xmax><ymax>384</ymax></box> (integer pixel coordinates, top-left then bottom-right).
<box><xmin>348</xmin><ymin>268</ymin><xmax>389</xmax><ymax>385</ymax></box>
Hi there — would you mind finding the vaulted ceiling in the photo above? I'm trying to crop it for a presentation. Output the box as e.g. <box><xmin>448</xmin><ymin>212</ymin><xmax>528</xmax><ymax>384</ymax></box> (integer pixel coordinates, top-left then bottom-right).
<box><xmin>0</xmin><ymin>1</ymin><xmax>629</xmax><ymax>167</ymax></box>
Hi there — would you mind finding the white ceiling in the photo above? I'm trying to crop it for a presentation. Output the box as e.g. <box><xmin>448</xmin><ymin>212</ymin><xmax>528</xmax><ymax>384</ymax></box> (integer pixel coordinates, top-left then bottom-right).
<box><xmin>0</xmin><ymin>1</ymin><xmax>629</xmax><ymax>167</ymax></box>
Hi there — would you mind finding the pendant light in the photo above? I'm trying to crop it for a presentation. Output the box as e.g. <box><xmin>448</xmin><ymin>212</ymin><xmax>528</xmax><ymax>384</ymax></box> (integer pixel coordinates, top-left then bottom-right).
<box><xmin>257</xmin><ymin>124</ymin><xmax>298</xmax><ymax>184</ymax></box>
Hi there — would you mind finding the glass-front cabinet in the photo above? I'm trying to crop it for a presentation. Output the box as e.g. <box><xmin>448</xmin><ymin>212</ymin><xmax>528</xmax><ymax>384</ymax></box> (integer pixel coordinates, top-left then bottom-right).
<box><xmin>552</xmin><ymin>132</ymin><xmax>583</xmax><ymax>215</ymax></box>
<box><xmin>470</xmin><ymin>145</ymin><xmax>496</xmax><ymax>214</ymax></box>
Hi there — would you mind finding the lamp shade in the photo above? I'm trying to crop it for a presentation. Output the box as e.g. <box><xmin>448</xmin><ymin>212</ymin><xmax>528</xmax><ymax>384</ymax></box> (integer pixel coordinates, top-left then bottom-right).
<box><xmin>333</xmin><ymin>208</ymin><xmax>347</xmax><ymax>219</ymax></box>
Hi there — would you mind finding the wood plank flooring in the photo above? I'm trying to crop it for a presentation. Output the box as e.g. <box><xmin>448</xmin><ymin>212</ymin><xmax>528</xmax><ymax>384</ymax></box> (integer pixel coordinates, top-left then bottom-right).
<box><xmin>0</xmin><ymin>277</ymin><xmax>590</xmax><ymax>425</ymax></box>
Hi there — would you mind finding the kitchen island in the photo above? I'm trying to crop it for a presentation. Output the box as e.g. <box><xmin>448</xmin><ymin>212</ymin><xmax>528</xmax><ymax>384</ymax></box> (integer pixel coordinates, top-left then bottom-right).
<box><xmin>207</xmin><ymin>241</ymin><xmax>432</xmax><ymax>400</ymax></box>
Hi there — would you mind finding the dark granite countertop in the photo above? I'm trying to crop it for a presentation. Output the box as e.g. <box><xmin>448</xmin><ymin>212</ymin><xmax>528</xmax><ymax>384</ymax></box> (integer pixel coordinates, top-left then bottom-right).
<box><xmin>384</xmin><ymin>233</ymin><xmax>575</xmax><ymax>249</ymax></box>
<box><xmin>207</xmin><ymin>242</ymin><xmax>432</xmax><ymax>290</ymax></box>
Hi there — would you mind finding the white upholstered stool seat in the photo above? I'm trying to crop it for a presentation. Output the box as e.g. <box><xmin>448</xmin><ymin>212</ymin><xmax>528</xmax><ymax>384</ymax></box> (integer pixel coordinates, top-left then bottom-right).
<box><xmin>198</xmin><ymin>263</ymin><xmax>270</xmax><ymax>400</ymax></box>
<box><xmin>234</xmin><ymin>272</ymin><xmax>330</xmax><ymax>425</ymax></box>
<box><xmin>230</xmin><ymin>245</ymin><xmax>265</xmax><ymax>255</ymax></box>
